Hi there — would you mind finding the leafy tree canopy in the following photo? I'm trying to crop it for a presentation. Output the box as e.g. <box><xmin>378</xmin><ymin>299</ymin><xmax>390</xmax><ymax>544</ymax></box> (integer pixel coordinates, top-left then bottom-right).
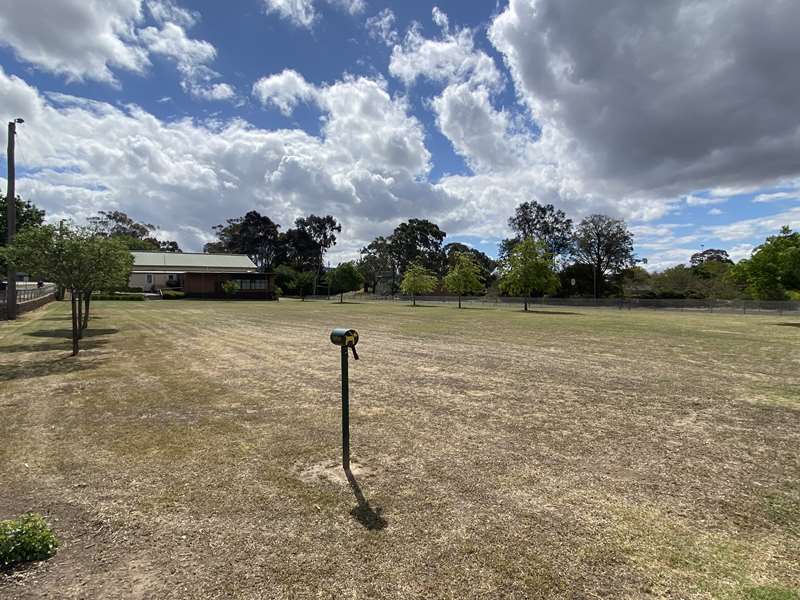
<box><xmin>390</xmin><ymin>219</ymin><xmax>447</xmax><ymax>277</ymax></box>
<box><xmin>88</xmin><ymin>210</ymin><xmax>181</xmax><ymax>253</ymax></box>
<box><xmin>1</xmin><ymin>194</ymin><xmax>45</xmax><ymax>274</ymax></box>
<box><xmin>498</xmin><ymin>238</ymin><xmax>559</xmax><ymax>310</ymax></box>
<box><xmin>294</xmin><ymin>270</ymin><xmax>316</xmax><ymax>300</ymax></box>
<box><xmin>505</xmin><ymin>200</ymin><xmax>574</xmax><ymax>259</ymax></box>
<box><xmin>5</xmin><ymin>223</ymin><xmax>132</xmax><ymax>354</ymax></box>
<box><xmin>1</xmin><ymin>194</ymin><xmax>45</xmax><ymax>243</ymax></box>
<box><xmin>294</xmin><ymin>214</ymin><xmax>341</xmax><ymax>257</ymax></box>
<box><xmin>444</xmin><ymin>252</ymin><xmax>484</xmax><ymax>307</ymax></box>
<box><xmin>400</xmin><ymin>261</ymin><xmax>438</xmax><ymax>306</ymax></box>
<box><xmin>444</xmin><ymin>243</ymin><xmax>496</xmax><ymax>284</ymax></box>
<box><xmin>358</xmin><ymin>236</ymin><xmax>395</xmax><ymax>294</ymax></box>
<box><xmin>732</xmin><ymin>226</ymin><xmax>800</xmax><ymax>300</ymax></box>
<box><xmin>572</xmin><ymin>214</ymin><xmax>636</xmax><ymax>296</ymax></box>
<box><xmin>206</xmin><ymin>210</ymin><xmax>281</xmax><ymax>271</ymax></box>
<box><xmin>690</xmin><ymin>248</ymin><xmax>732</xmax><ymax>267</ymax></box>
<box><xmin>280</xmin><ymin>227</ymin><xmax>321</xmax><ymax>271</ymax></box>
<box><xmin>327</xmin><ymin>261</ymin><xmax>363</xmax><ymax>302</ymax></box>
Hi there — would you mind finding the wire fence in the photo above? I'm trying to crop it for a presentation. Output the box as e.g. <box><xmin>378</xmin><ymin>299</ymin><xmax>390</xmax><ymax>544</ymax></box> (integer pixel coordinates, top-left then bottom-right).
<box><xmin>301</xmin><ymin>293</ymin><xmax>800</xmax><ymax>315</ymax></box>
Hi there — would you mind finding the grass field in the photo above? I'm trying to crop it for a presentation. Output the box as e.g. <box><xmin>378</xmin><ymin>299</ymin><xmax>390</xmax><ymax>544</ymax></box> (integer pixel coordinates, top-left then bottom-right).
<box><xmin>1</xmin><ymin>299</ymin><xmax>799</xmax><ymax>599</ymax></box>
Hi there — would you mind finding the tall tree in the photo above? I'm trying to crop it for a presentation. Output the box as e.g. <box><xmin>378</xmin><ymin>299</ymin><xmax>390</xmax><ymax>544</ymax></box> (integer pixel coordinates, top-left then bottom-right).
<box><xmin>390</xmin><ymin>219</ymin><xmax>447</xmax><ymax>277</ymax></box>
<box><xmin>358</xmin><ymin>236</ymin><xmax>395</xmax><ymax>294</ymax></box>
<box><xmin>444</xmin><ymin>242</ymin><xmax>496</xmax><ymax>285</ymax></box>
<box><xmin>295</xmin><ymin>214</ymin><xmax>342</xmax><ymax>294</ymax></box>
<box><xmin>294</xmin><ymin>271</ymin><xmax>315</xmax><ymax>301</ymax></box>
<box><xmin>732</xmin><ymin>226</ymin><xmax>800</xmax><ymax>300</ymax></box>
<box><xmin>499</xmin><ymin>239</ymin><xmax>559</xmax><ymax>311</ymax></box>
<box><xmin>327</xmin><ymin>262</ymin><xmax>363</xmax><ymax>303</ymax></box>
<box><xmin>88</xmin><ymin>210</ymin><xmax>181</xmax><ymax>252</ymax></box>
<box><xmin>504</xmin><ymin>201</ymin><xmax>574</xmax><ymax>263</ymax></box>
<box><xmin>617</xmin><ymin>266</ymin><xmax>653</xmax><ymax>299</ymax></box>
<box><xmin>274</xmin><ymin>264</ymin><xmax>298</xmax><ymax>296</ymax></box>
<box><xmin>1</xmin><ymin>194</ymin><xmax>45</xmax><ymax>275</ymax></box>
<box><xmin>207</xmin><ymin>211</ymin><xmax>281</xmax><ymax>271</ymax></box>
<box><xmin>572</xmin><ymin>215</ymin><xmax>636</xmax><ymax>298</ymax></box>
<box><xmin>400</xmin><ymin>262</ymin><xmax>438</xmax><ymax>307</ymax></box>
<box><xmin>279</xmin><ymin>227</ymin><xmax>320</xmax><ymax>272</ymax></box>
<box><xmin>444</xmin><ymin>252</ymin><xmax>484</xmax><ymax>308</ymax></box>
<box><xmin>690</xmin><ymin>248</ymin><xmax>733</xmax><ymax>267</ymax></box>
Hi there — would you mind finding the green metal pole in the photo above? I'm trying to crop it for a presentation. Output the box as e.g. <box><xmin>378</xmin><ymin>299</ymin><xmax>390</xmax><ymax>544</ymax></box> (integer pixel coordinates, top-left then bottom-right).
<box><xmin>341</xmin><ymin>345</ymin><xmax>350</xmax><ymax>471</ymax></box>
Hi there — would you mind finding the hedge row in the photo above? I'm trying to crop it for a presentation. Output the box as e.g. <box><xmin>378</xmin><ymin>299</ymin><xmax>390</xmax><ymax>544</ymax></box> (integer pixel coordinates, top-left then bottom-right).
<box><xmin>161</xmin><ymin>290</ymin><xmax>186</xmax><ymax>299</ymax></box>
<box><xmin>92</xmin><ymin>293</ymin><xmax>145</xmax><ymax>301</ymax></box>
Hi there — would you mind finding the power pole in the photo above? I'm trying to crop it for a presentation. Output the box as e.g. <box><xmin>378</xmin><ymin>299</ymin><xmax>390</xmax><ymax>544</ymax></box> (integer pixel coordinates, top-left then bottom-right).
<box><xmin>5</xmin><ymin>119</ymin><xmax>22</xmax><ymax>320</ymax></box>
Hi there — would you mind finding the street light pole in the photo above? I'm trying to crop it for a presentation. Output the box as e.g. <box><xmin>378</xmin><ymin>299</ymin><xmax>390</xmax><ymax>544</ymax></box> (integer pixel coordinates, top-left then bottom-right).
<box><xmin>5</xmin><ymin>119</ymin><xmax>22</xmax><ymax>320</ymax></box>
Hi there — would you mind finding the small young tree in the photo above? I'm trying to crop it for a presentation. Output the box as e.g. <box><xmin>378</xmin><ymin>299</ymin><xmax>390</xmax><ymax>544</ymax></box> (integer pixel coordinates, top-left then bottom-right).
<box><xmin>327</xmin><ymin>262</ymin><xmax>363</xmax><ymax>303</ymax></box>
<box><xmin>444</xmin><ymin>252</ymin><xmax>483</xmax><ymax>308</ymax></box>
<box><xmin>79</xmin><ymin>235</ymin><xmax>133</xmax><ymax>332</ymax></box>
<box><xmin>400</xmin><ymin>262</ymin><xmax>437</xmax><ymax>307</ymax></box>
<box><xmin>295</xmin><ymin>271</ymin><xmax>315</xmax><ymax>301</ymax></box>
<box><xmin>4</xmin><ymin>223</ymin><xmax>131</xmax><ymax>355</ymax></box>
<box><xmin>499</xmin><ymin>239</ymin><xmax>559</xmax><ymax>311</ymax></box>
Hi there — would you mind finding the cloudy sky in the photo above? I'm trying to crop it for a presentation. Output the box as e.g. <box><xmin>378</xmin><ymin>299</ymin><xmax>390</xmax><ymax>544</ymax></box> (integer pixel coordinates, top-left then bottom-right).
<box><xmin>1</xmin><ymin>0</ymin><xmax>799</xmax><ymax>269</ymax></box>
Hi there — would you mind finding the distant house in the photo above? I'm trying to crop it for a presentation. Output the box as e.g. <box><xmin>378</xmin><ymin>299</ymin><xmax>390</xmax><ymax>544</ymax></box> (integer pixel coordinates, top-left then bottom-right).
<box><xmin>129</xmin><ymin>252</ymin><xmax>276</xmax><ymax>299</ymax></box>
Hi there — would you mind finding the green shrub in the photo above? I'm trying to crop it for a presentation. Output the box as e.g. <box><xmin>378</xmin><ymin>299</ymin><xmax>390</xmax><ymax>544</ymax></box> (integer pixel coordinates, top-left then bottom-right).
<box><xmin>92</xmin><ymin>293</ymin><xmax>145</xmax><ymax>301</ymax></box>
<box><xmin>221</xmin><ymin>280</ymin><xmax>238</xmax><ymax>297</ymax></box>
<box><xmin>0</xmin><ymin>513</ymin><xmax>59</xmax><ymax>568</ymax></box>
<box><xmin>161</xmin><ymin>290</ymin><xmax>185</xmax><ymax>300</ymax></box>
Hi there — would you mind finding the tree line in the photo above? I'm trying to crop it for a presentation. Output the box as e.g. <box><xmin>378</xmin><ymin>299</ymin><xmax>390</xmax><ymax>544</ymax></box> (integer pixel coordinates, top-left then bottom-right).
<box><xmin>3</xmin><ymin>191</ymin><xmax>799</xmax><ymax>322</ymax></box>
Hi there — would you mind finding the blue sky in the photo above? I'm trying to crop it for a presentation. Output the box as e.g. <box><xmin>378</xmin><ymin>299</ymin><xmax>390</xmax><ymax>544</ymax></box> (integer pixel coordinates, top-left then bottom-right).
<box><xmin>1</xmin><ymin>0</ymin><xmax>799</xmax><ymax>268</ymax></box>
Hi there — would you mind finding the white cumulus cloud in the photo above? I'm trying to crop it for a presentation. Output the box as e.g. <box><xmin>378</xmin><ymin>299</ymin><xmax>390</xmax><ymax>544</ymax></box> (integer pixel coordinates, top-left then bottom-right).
<box><xmin>263</xmin><ymin>0</ymin><xmax>365</xmax><ymax>29</ymax></box>
<box><xmin>0</xmin><ymin>67</ymin><xmax>448</xmax><ymax>260</ymax></box>
<box><xmin>0</xmin><ymin>0</ymin><xmax>148</xmax><ymax>84</ymax></box>
<box><xmin>252</xmin><ymin>70</ymin><xmax>317</xmax><ymax>115</ymax></box>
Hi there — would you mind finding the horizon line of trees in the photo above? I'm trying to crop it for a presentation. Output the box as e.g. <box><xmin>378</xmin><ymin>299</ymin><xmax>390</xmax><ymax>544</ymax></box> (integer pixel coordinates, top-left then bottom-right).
<box><xmin>3</xmin><ymin>192</ymin><xmax>799</xmax><ymax>303</ymax></box>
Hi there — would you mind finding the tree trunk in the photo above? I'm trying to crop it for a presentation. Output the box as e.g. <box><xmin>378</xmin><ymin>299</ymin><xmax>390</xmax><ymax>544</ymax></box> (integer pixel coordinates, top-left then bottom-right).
<box><xmin>75</xmin><ymin>291</ymin><xmax>84</xmax><ymax>339</ymax></box>
<box><xmin>412</xmin><ymin>293</ymin><xmax>416</xmax><ymax>307</ymax></box>
<box><xmin>524</xmin><ymin>297</ymin><xmax>528</xmax><ymax>312</ymax></box>
<box><xmin>82</xmin><ymin>291</ymin><xmax>91</xmax><ymax>330</ymax></box>
<box><xmin>458</xmin><ymin>295</ymin><xmax>462</xmax><ymax>309</ymax></box>
<box><xmin>340</xmin><ymin>292</ymin><xmax>343</xmax><ymax>304</ymax></box>
<box><xmin>70</xmin><ymin>290</ymin><xmax>80</xmax><ymax>356</ymax></box>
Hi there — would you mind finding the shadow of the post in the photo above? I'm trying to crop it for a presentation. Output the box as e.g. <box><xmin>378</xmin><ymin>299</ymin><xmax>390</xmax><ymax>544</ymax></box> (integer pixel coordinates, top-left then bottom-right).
<box><xmin>344</xmin><ymin>467</ymin><xmax>387</xmax><ymax>531</ymax></box>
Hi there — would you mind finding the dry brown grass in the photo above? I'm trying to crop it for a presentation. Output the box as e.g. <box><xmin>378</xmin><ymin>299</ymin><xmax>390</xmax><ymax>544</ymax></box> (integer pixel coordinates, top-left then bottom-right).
<box><xmin>1</xmin><ymin>299</ymin><xmax>798</xmax><ymax>599</ymax></box>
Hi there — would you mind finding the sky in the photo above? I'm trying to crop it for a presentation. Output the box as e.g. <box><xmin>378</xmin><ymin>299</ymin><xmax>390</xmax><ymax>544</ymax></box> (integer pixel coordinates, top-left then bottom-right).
<box><xmin>1</xmin><ymin>0</ymin><xmax>800</xmax><ymax>270</ymax></box>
